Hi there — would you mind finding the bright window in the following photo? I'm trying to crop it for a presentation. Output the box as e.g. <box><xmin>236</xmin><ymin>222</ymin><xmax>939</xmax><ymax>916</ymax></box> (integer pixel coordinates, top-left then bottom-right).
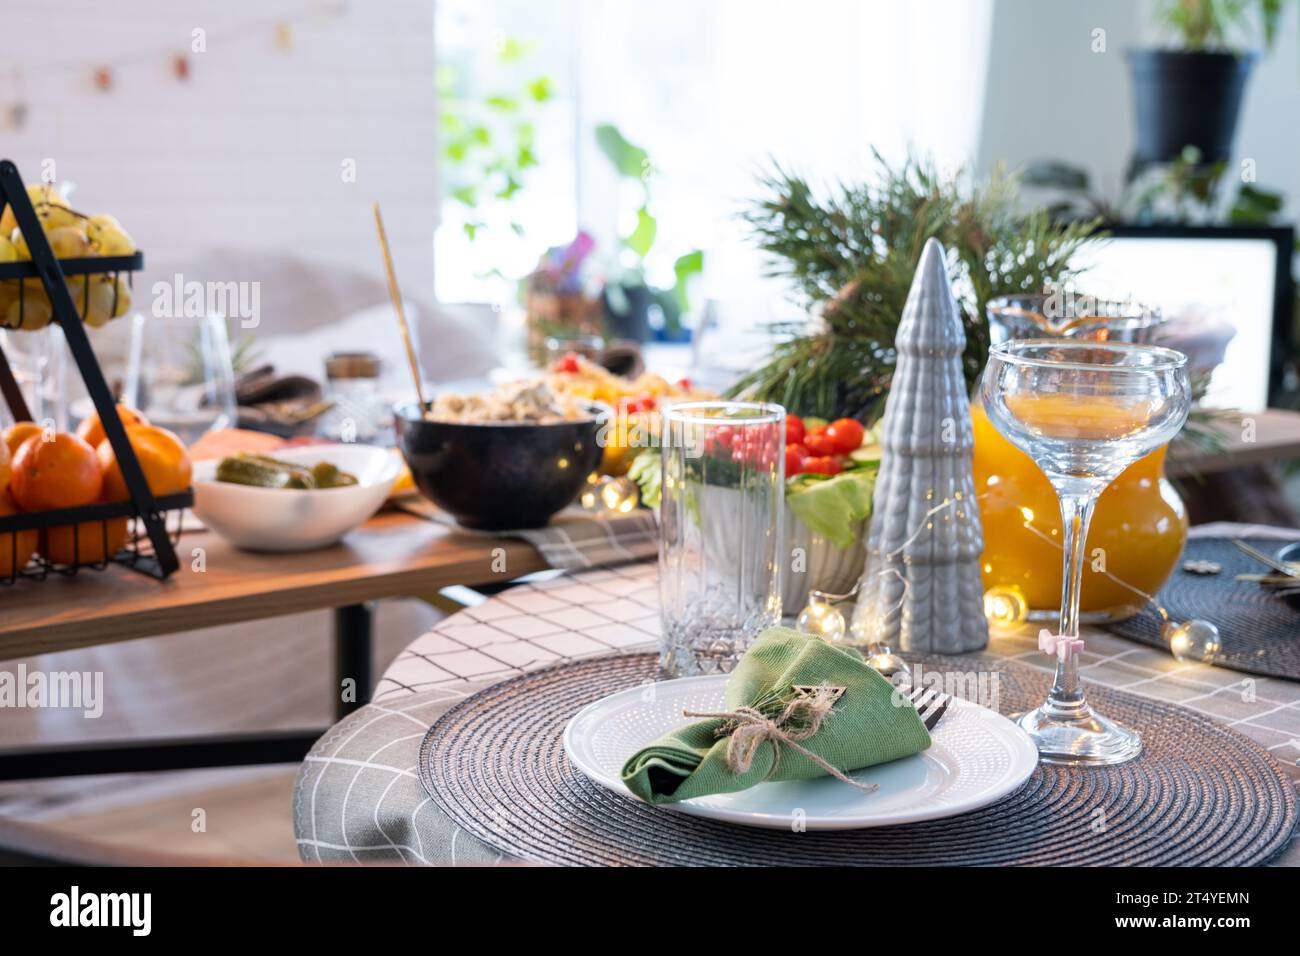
<box><xmin>435</xmin><ymin>0</ymin><xmax>995</xmax><ymax>354</ymax></box>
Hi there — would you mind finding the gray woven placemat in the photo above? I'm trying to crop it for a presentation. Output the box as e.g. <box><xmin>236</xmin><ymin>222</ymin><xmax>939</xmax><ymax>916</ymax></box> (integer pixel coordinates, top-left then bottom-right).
<box><xmin>1106</xmin><ymin>537</ymin><xmax>1300</xmax><ymax>681</ymax></box>
<box><xmin>419</xmin><ymin>652</ymin><xmax>1297</xmax><ymax>866</ymax></box>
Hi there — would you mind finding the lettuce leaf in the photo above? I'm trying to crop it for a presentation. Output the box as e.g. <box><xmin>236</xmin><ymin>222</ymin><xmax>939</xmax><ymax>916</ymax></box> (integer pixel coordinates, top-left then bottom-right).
<box><xmin>785</xmin><ymin>463</ymin><xmax>877</xmax><ymax>548</ymax></box>
<box><xmin>628</xmin><ymin>448</ymin><xmax>662</xmax><ymax>508</ymax></box>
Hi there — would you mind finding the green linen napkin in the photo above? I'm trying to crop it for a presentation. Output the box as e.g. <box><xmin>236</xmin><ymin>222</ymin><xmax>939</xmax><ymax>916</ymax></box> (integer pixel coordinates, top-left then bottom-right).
<box><xmin>621</xmin><ymin>628</ymin><xmax>931</xmax><ymax>804</ymax></box>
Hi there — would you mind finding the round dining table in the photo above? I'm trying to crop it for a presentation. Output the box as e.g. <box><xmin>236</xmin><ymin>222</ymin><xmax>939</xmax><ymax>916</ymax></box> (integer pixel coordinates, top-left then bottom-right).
<box><xmin>292</xmin><ymin>523</ymin><xmax>1300</xmax><ymax>866</ymax></box>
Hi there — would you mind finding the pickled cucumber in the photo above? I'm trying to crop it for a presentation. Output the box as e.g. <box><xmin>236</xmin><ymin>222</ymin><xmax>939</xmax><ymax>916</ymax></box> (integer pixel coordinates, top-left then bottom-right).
<box><xmin>215</xmin><ymin>453</ymin><xmax>358</xmax><ymax>489</ymax></box>
<box><xmin>310</xmin><ymin>462</ymin><xmax>358</xmax><ymax>488</ymax></box>
<box><xmin>216</xmin><ymin>454</ymin><xmax>315</xmax><ymax>489</ymax></box>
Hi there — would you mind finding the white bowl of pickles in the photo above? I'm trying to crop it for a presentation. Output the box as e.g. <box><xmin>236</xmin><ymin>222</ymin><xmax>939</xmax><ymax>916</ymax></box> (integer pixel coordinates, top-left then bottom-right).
<box><xmin>193</xmin><ymin>444</ymin><xmax>400</xmax><ymax>552</ymax></box>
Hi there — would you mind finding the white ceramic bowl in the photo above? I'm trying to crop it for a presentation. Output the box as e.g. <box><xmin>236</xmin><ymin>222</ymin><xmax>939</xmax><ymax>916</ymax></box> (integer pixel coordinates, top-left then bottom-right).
<box><xmin>192</xmin><ymin>444</ymin><xmax>400</xmax><ymax>552</ymax></box>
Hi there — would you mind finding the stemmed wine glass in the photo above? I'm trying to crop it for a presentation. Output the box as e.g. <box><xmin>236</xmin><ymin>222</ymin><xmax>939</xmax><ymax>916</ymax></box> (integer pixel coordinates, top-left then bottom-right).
<box><xmin>981</xmin><ymin>340</ymin><xmax>1191</xmax><ymax>765</ymax></box>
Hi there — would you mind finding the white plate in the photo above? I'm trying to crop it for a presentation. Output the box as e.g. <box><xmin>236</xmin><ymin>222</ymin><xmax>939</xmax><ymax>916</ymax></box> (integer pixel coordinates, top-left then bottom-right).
<box><xmin>564</xmin><ymin>675</ymin><xmax>1038</xmax><ymax>830</ymax></box>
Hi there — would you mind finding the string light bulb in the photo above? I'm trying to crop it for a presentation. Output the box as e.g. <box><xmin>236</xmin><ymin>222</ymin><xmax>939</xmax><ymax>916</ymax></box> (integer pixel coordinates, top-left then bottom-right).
<box><xmin>1163</xmin><ymin>618</ymin><xmax>1222</xmax><ymax>663</ymax></box>
<box><xmin>796</xmin><ymin>593</ymin><xmax>847</xmax><ymax>642</ymax></box>
<box><xmin>599</xmin><ymin>477</ymin><xmax>639</xmax><ymax>514</ymax></box>
<box><xmin>580</xmin><ymin>473</ymin><xmax>639</xmax><ymax>514</ymax></box>
<box><xmin>983</xmin><ymin>585</ymin><xmax>1029</xmax><ymax>630</ymax></box>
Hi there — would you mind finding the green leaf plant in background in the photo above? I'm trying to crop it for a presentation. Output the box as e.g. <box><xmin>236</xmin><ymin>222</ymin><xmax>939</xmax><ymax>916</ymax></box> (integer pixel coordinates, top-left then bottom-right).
<box><xmin>1025</xmin><ymin>147</ymin><xmax>1244</xmax><ymax>226</ymax></box>
<box><xmin>595</xmin><ymin>123</ymin><xmax>704</xmax><ymax>338</ymax></box>
<box><xmin>1153</xmin><ymin>0</ymin><xmax>1297</xmax><ymax>52</ymax></box>
<box><xmin>439</xmin><ymin>36</ymin><xmax>552</xmax><ymax>252</ymax></box>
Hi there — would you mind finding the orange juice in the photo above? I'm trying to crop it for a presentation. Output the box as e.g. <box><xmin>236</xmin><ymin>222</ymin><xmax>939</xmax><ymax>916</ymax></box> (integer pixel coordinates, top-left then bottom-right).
<box><xmin>1003</xmin><ymin>392</ymin><xmax>1160</xmax><ymax>442</ymax></box>
<box><xmin>972</xmin><ymin>402</ymin><xmax>1186</xmax><ymax>617</ymax></box>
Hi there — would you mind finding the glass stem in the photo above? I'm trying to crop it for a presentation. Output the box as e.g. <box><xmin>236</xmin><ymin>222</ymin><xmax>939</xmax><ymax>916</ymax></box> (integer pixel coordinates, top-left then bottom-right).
<box><xmin>1046</xmin><ymin>489</ymin><xmax>1097</xmax><ymax>717</ymax></box>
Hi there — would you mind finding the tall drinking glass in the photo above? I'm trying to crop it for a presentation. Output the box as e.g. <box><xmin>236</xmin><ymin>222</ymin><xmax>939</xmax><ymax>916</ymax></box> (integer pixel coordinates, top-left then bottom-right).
<box><xmin>126</xmin><ymin>314</ymin><xmax>237</xmax><ymax>445</ymax></box>
<box><xmin>658</xmin><ymin>401</ymin><xmax>785</xmax><ymax>677</ymax></box>
<box><xmin>981</xmin><ymin>341</ymin><xmax>1191</xmax><ymax>765</ymax></box>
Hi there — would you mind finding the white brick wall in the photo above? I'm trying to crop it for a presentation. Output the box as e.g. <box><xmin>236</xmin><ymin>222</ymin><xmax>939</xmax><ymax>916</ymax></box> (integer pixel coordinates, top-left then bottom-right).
<box><xmin>1</xmin><ymin>0</ymin><xmax>438</xmax><ymax>305</ymax></box>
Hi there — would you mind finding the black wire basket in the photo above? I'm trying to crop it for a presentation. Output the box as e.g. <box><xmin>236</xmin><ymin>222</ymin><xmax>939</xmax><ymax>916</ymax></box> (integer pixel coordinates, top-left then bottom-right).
<box><xmin>0</xmin><ymin>159</ymin><xmax>191</xmax><ymax>582</ymax></box>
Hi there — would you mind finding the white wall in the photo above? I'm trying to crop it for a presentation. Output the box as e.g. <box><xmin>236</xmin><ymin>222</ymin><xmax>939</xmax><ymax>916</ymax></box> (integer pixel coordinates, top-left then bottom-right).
<box><xmin>0</xmin><ymin>0</ymin><xmax>438</xmax><ymax>308</ymax></box>
<box><xmin>976</xmin><ymin>0</ymin><xmax>1300</xmax><ymax>216</ymax></box>
<box><xmin>1234</xmin><ymin>8</ymin><xmax>1300</xmax><ymax>209</ymax></box>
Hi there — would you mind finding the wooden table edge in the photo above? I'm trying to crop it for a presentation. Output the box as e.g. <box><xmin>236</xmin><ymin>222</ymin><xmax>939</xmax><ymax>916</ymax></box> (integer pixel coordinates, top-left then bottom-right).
<box><xmin>0</xmin><ymin>535</ymin><xmax>551</xmax><ymax>660</ymax></box>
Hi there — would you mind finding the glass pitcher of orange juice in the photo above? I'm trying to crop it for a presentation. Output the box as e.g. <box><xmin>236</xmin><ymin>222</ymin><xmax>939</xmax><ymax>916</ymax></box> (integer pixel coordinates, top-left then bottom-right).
<box><xmin>974</xmin><ymin>294</ymin><xmax>1187</xmax><ymax>622</ymax></box>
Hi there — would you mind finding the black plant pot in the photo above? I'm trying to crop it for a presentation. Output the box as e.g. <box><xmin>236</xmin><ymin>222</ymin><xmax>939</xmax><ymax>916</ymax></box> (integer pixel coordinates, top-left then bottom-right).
<box><xmin>1126</xmin><ymin>49</ymin><xmax>1257</xmax><ymax>165</ymax></box>
<box><xmin>602</xmin><ymin>283</ymin><xmax>652</xmax><ymax>342</ymax></box>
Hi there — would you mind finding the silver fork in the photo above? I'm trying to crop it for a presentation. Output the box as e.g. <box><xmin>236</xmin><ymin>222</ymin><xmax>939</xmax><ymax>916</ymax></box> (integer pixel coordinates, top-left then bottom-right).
<box><xmin>1232</xmin><ymin>539</ymin><xmax>1300</xmax><ymax>580</ymax></box>
<box><xmin>901</xmin><ymin>683</ymin><xmax>952</xmax><ymax>731</ymax></box>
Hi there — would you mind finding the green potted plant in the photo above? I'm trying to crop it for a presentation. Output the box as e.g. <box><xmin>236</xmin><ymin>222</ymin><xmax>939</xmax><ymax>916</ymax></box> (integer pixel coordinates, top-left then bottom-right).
<box><xmin>594</xmin><ymin>123</ymin><xmax>703</xmax><ymax>342</ymax></box>
<box><xmin>1127</xmin><ymin>1</ymin><xmax>1295</xmax><ymax>168</ymax></box>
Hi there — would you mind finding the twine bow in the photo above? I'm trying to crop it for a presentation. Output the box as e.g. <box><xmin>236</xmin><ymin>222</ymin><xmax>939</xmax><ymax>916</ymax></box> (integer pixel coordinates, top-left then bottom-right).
<box><xmin>683</xmin><ymin>684</ymin><xmax>879</xmax><ymax>794</ymax></box>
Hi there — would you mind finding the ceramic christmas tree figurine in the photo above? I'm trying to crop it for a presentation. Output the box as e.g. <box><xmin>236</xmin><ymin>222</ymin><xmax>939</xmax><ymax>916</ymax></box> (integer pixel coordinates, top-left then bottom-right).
<box><xmin>851</xmin><ymin>238</ymin><xmax>988</xmax><ymax>654</ymax></box>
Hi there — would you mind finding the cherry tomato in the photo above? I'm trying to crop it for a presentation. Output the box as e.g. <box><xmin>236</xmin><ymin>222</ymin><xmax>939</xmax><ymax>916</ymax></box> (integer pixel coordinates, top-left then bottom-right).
<box><xmin>802</xmin><ymin>428</ymin><xmax>837</xmax><ymax>457</ymax></box>
<box><xmin>825</xmin><ymin>418</ymin><xmax>866</xmax><ymax>454</ymax></box>
<box><xmin>785</xmin><ymin>415</ymin><xmax>805</xmax><ymax>446</ymax></box>
<box><xmin>802</xmin><ymin>454</ymin><xmax>844</xmax><ymax>476</ymax></box>
<box><xmin>554</xmin><ymin>353</ymin><xmax>581</xmax><ymax>374</ymax></box>
<box><xmin>784</xmin><ymin>443</ymin><xmax>805</xmax><ymax>476</ymax></box>
<box><xmin>676</xmin><ymin>377</ymin><xmax>692</xmax><ymax>391</ymax></box>
<box><xmin>714</xmin><ymin>425</ymin><xmax>734</xmax><ymax>450</ymax></box>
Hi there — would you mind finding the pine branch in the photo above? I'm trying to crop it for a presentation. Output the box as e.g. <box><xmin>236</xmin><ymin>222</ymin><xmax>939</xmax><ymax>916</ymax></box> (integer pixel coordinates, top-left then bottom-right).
<box><xmin>730</xmin><ymin>154</ymin><xmax>1103</xmax><ymax>421</ymax></box>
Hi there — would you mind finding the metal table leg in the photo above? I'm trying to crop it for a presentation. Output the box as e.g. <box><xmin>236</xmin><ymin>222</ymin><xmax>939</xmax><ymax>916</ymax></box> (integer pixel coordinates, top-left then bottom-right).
<box><xmin>334</xmin><ymin>603</ymin><xmax>374</xmax><ymax>718</ymax></box>
<box><xmin>0</xmin><ymin>603</ymin><xmax>378</xmax><ymax>780</ymax></box>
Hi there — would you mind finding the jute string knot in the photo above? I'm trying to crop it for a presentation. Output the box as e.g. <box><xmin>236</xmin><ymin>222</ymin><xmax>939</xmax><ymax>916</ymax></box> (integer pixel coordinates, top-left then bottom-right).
<box><xmin>683</xmin><ymin>684</ymin><xmax>878</xmax><ymax>793</ymax></box>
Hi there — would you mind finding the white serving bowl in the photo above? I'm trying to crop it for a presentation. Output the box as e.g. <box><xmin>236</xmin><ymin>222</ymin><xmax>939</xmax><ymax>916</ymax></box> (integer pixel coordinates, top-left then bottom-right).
<box><xmin>192</xmin><ymin>444</ymin><xmax>400</xmax><ymax>552</ymax></box>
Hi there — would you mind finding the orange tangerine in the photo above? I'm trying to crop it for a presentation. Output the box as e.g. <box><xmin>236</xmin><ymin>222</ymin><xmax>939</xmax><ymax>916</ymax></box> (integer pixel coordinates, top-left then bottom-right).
<box><xmin>3</xmin><ymin>421</ymin><xmax>44</xmax><ymax>457</ymax></box>
<box><xmin>76</xmin><ymin>404</ymin><xmax>150</xmax><ymax>452</ymax></box>
<box><xmin>97</xmin><ymin>424</ymin><xmax>192</xmax><ymax>502</ymax></box>
<box><xmin>10</xmin><ymin>432</ymin><xmax>102</xmax><ymax>512</ymax></box>
<box><xmin>43</xmin><ymin>515</ymin><xmax>130</xmax><ymax>566</ymax></box>
<box><xmin>0</xmin><ymin>491</ymin><xmax>37</xmax><ymax>577</ymax></box>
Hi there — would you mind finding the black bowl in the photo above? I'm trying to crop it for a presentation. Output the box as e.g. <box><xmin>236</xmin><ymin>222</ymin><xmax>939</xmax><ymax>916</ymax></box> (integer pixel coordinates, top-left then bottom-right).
<box><xmin>394</xmin><ymin>401</ymin><xmax>609</xmax><ymax>530</ymax></box>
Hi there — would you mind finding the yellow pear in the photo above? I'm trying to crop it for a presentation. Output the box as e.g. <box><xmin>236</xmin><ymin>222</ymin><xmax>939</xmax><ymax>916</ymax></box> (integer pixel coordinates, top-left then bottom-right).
<box><xmin>5</xmin><ymin>295</ymin><xmax>53</xmax><ymax>331</ymax></box>
<box><xmin>46</xmin><ymin>225</ymin><xmax>90</xmax><ymax>259</ymax></box>
<box><xmin>0</xmin><ymin>185</ymin><xmax>54</xmax><ymax>236</ymax></box>
<box><xmin>10</xmin><ymin>228</ymin><xmax>30</xmax><ymax>260</ymax></box>
<box><xmin>108</xmin><ymin>275</ymin><xmax>133</xmax><ymax>318</ymax></box>
<box><xmin>65</xmin><ymin>275</ymin><xmax>87</xmax><ymax>318</ymax></box>
<box><xmin>83</xmin><ymin>275</ymin><xmax>132</xmax><ymax>326</ymax></box>
<box><xmin>86</xmin><ymin>215</ymin><xmax>136</xmax><ymax>257</ymax></box>
<box><xmin>0</xmin><ymin>236</ymin><xmax>16</xmax><ymax>262</ymax></box>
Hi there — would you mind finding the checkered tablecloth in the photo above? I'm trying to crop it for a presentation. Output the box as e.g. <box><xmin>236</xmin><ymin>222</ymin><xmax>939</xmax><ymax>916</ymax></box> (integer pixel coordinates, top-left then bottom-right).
<box><xmin>292</xmin><ymin>526</ymin><xmax>1300</xmax><ymax>867</ymax></box>
<box><xmin>396</xmin><ymin>498</ymin><xmax>659</xmax><ymax>571</ymax></box>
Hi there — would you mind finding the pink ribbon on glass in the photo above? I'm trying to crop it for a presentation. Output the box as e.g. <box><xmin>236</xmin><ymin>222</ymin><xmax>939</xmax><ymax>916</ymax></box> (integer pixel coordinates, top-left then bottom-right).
<box><xmin>1038</xmin><ymin>629</ymin><xmax>1085</xmax><ymax>662</ymax></box>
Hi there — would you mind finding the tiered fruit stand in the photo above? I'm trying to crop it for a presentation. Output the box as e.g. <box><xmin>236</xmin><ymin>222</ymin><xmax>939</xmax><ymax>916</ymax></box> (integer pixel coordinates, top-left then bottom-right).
<box><xmin>0</xmin><ymin>159</ymin><xmax>191</xmax><ymax>582</ymax></box>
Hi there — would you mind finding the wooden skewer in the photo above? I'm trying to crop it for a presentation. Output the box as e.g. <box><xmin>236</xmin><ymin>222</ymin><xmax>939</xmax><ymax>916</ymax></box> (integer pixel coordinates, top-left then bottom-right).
<box><xmin>371</xmin><ymin>201</ymin><xmax>428</xmax><ymax>413</ymax></box>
